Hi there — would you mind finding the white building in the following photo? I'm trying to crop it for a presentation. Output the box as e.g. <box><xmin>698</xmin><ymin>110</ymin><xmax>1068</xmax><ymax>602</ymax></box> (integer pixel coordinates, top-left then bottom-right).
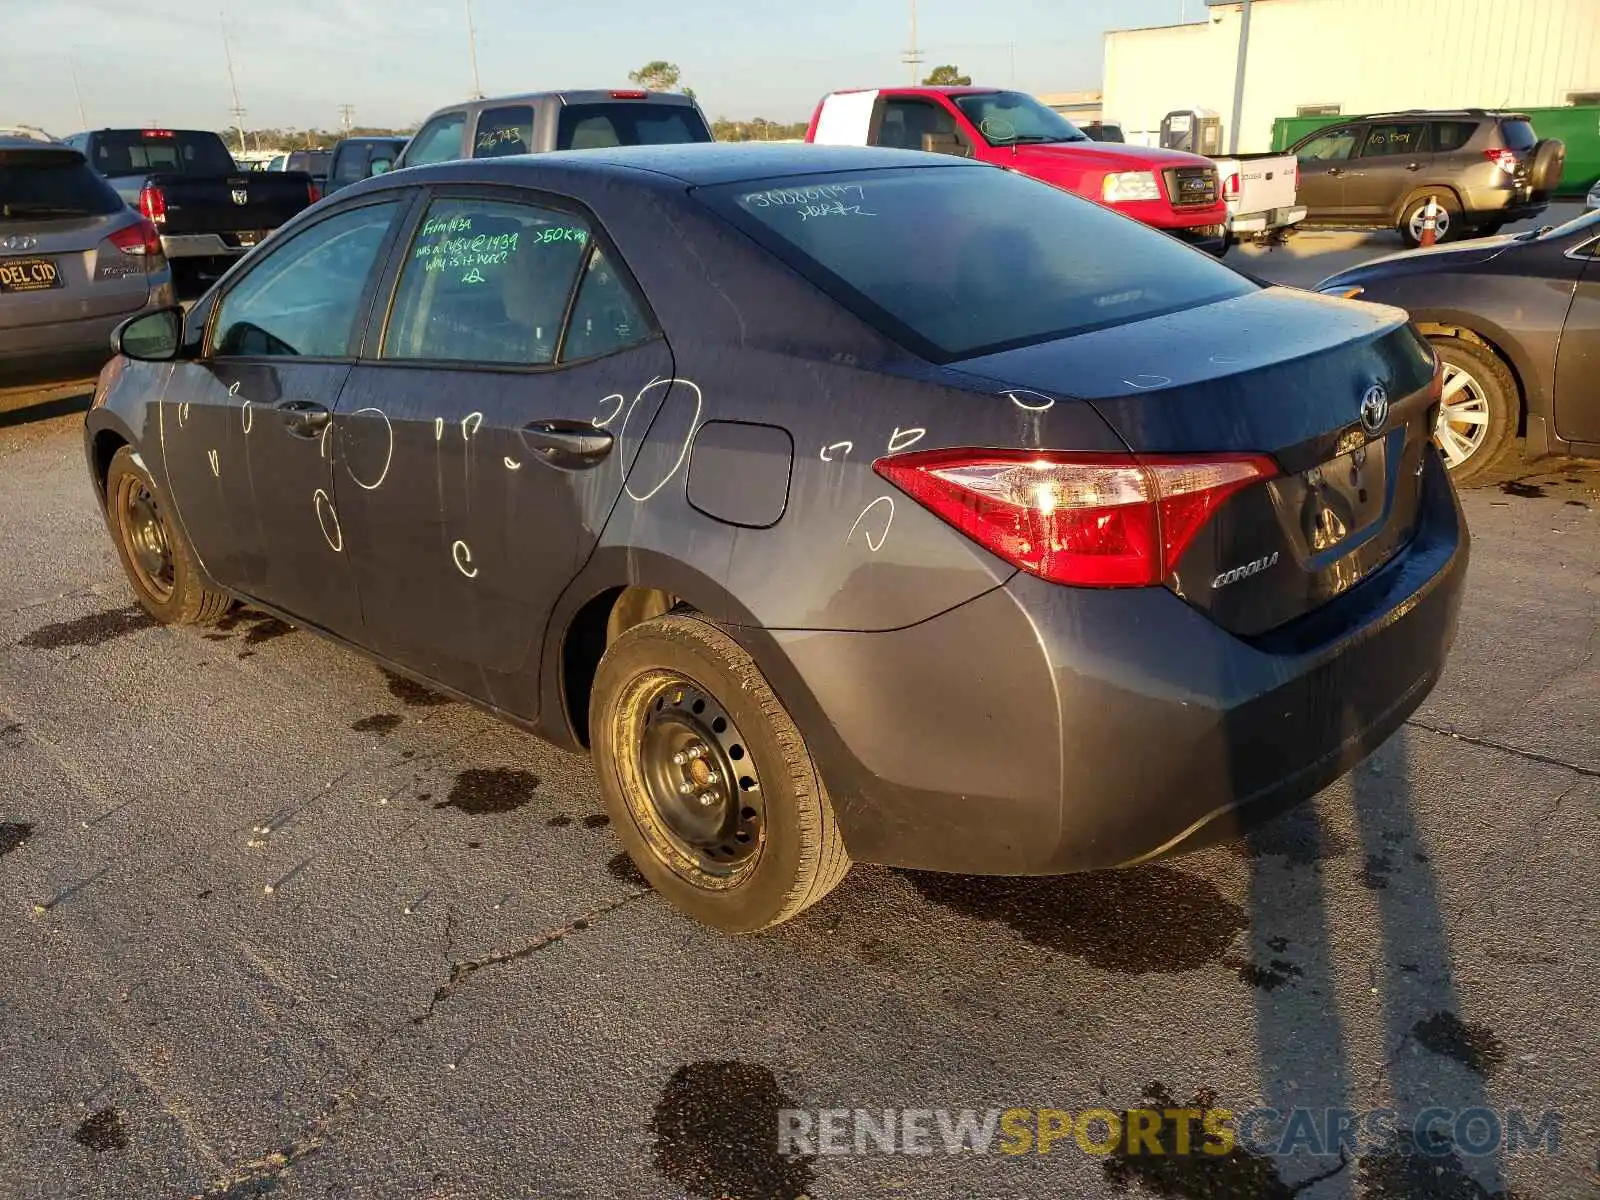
<box><xmin>1104</xmin><ymin>0</ymin><xmax>1600</xmax><ymax>151</ymax></box>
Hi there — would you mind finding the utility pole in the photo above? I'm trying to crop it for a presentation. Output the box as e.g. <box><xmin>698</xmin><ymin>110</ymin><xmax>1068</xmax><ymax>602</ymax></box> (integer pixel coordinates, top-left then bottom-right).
<box><xmin>69</xmin><ymin>59</ymin><xmax>88</xmax><ymax>129</ymax></box>
<box><xmin>1009</xmin><ymin>42</ymin><xmax>1016</xmax><ymax>86</ymax></box>
<box><xmin>220</xmin><ymin>13</ymin><xmax>247</xmax><ymax>155</ymax></box>
<box><xmin>464</xmin><ymin>0</ymin><xmax>484</xmax><ymax>100</ymax></box>
<box><xmin>339</xmin><ymin>104</ymin><xmax>355</xmax><ymax>134</ymax></box>
<box><xmin>903</xmin><ymin>0</ymin><xmax>923</xmax><ymax>85</ymax></box>
<box><xmin>1227</xmin><ymin>0</ymin><xmax>1252</xmax><ymax>153</ymax></box>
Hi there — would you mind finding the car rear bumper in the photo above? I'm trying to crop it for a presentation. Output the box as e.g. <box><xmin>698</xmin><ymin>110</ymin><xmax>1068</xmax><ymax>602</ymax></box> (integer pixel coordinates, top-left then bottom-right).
<box><xmin>747</xmin><ymin>448</ymin><xmax>1467</xmax><ymax>875</ymax></box>
<box><xmin>0</xmin><ymin>279</ymin><xmax>174</xmax><ymax>379</ymax></box>
<box><xmin>1230</xmin><ymin>204</ymin><xmax>1307</xmax><ymax>233</ymax></box>
<box><xmin>159</xmin><ymin>233</ymin><xmax>260</xmax><ymax>260</ymax></box>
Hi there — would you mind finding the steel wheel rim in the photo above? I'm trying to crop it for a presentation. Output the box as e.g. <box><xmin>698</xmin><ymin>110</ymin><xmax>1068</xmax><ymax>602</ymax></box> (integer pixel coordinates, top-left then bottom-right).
<box><xmin>119</xmin><ymin>477</ymin><xmax>175</xmax><ymax>602</ymax></box>
<box><xmin>633</xmin><ymin>674</ymin><xmax>764</xmax><ymax>877</ymax></box>
<box><xmin>1410</xmin><ymin>204</ymin><xmax>1450</xmax><ymax>241</ymax></box>
<box><xmin>1435</xmin><ymin>364</ymin><xmax>1491</xmax><ymax>468</ymax></box>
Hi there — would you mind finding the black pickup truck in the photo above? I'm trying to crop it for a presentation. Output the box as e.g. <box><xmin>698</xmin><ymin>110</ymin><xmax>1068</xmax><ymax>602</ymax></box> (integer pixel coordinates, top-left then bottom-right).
<box><xmin>64</xmin><ymin>128</ymin><xmax>319</xmax><ymax>288</ymax></box>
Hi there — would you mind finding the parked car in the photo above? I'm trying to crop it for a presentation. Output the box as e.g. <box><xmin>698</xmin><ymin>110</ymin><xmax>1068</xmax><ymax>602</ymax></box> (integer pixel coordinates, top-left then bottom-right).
<box><xmin>85</xmin><ymin>144</ymin><xmax>1465</xmax><ymax>933</ymax></box>
<box><xmin>269</xmin><ymin>149</ymin><xmax>332</xmax><ymax>187</ymax></box>
<box><xmin>807</xmin><ymin>87</ymin><xmax>1230</xmax><ymax>252</ymax></box>
<box><xmin>394</xmin><ymin>90</ymin><xmax>712</xmax><ymax>170</ymax></box>
<box><xmin>326</xmin><ymin>136</ymin><xmax>408</xmax><ymax>194</ymax></box>
<box><xmin>0</xmin><ymin>136</ymin><xmax>174</xmax><ymax>382</ymax></box>
<box><xmin>1317</xmin><ymin>210</ymin><xmax>1600</xmax><ymax>481</ymax></box>
<box><xmin>1080</xmin><ymin>120</ymin><xmax>1125</xmax><ymax>143</ymax></box>
<box><xmin>1290</xmin><ymin>109</ymin><xmax>1564</xmax><ymax>247</ymax></box>
<box><xmin>64</xmin><ymin>128</ymin><xmax>319</xmax><ymax>290</ymax></box>
<box><xmin>1212</xmin><ymin>151</ymin><xmax>1305</xmax><ymax>250</ymax></box>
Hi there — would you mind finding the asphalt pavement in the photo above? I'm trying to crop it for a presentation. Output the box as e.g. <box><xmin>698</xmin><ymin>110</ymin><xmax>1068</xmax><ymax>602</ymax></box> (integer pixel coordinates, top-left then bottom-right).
<box><xmin>0</xmin><ymin>222</ymin><xmax>1597</xmax><ymax>1200</ymax></box>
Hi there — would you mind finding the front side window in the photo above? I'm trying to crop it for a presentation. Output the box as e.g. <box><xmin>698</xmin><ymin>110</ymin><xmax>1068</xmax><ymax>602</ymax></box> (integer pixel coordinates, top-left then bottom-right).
<box><xmin>406</xmin><ymin>114</ymin><xmax>467</xmax><ymax>166</ymax></box>
<box><xmin>211</xmin><ymin>201</ymin><xmax>400</xmax><ymax>358</ymax></box>
<box><xmin>560</xmin><ymin>246</ymin><xmax>651</xmax><ymax>362</ymax></box>
<box><xmin>879</xmin><ymin>100</ymin><xmax>957</xmax><ymax>152</ymax></box>
<box><xmin>474</xmin><ymin>106</ymin><xmax>535</xmax><ymax>158</ymax></box>
<box><xmin>703</xmin><ymin>166</ymin><xmax>1254</xmax><ymax>362</ymax></box>
<box><xmin>1359</xmin><ymin>123</ymin><xmax>1427</xmax><ymax>158</ymax></box>
<box><xmin>951</xmin><ymin>92</ymin><xmax>1089</xmax><ymax>146</ymax></box>
<box><xmin>554</xmin><ymin>103</ymin><xmax>712</xmax><ymax>151</ymax></box>
<box><xmin>382</xmin><ymin>197</ymin><xmax>593</xmax><ymax>365</ymax></box>
<box><xmin>1297</xmin><ymin>127</ymin><xmax>1359</xmax><ymax>161</ymax></box>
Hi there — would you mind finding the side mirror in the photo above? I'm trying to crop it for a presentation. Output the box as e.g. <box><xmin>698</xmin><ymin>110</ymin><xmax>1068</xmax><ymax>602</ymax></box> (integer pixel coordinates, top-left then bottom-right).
<box><xmin>922</xmin><ymin>132</ymin><xmax>971</xmax><ymax>158</ymax></box>
<box><xmin>369</xmin><ymin>157</ymin><xmax>393</xmax><ymax>176</ymax></box>
<box><xmin>113</xmin><ymin>306</ymin><xmax>184</xmax><ymax>362</ymax></box>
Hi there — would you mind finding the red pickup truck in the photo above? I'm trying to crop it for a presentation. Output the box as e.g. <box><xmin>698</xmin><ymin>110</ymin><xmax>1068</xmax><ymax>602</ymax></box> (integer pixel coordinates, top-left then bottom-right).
<box><xmin>806</xmin><ymin>87</ymin><xmax>1228</xmax><ymax>251</ymax></box>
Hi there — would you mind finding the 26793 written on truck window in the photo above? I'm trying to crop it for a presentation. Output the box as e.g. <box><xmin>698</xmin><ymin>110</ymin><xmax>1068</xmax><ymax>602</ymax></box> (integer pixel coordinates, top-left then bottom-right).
<box><xmin>704</xmin><ymin>166</ymin><xmax>1252</xmax><ymax>361</ymax></box>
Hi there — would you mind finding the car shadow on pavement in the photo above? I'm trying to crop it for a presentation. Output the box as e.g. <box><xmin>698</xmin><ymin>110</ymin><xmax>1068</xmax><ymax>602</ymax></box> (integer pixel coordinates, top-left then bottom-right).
<box><xmin>0</xmin><ymin>391</ymin><xmax>93</xmax><ymax>429</ymax></box>
<box><xmin>1241</xmin><ymin>733</ymin><xmax>1516</xmax><ymax>1198</ymax></box>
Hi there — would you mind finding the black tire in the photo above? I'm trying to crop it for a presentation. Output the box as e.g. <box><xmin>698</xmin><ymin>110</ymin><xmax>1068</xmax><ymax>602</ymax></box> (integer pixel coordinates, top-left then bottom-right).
<box><xmin>591</xmin><ymin>611</ymin><xmax>851</xmax><ymax>933</ymax></box>
<box><xmin>1429</xmin><ymin>337</ymin><xmax>1521</xmax><ymax>485</ymax></box>
<box><xmin>1399</xmin><ymin>193</ymin><xmax>1461</xmax><ymax>248</ymax></box>
<box><xmin>105</xmin><ymin>446</ymin><xmax>233</xmax><ymax>625</ymax></box>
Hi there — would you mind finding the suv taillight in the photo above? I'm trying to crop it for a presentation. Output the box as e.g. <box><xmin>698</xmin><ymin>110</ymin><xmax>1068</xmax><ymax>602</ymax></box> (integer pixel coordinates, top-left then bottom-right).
<box><xmin>874</xmin><ymin>448</ymin><xmax>1278</xmax><ymax>587</ymax></box>
<box><xmin>1484</xmin><ymin>147</ymin><xmax>1519</xmax><ymax>175</ymax></box>
<box><xmin>138</xmin><ymin>184</ymin><xmax>167</xmax><ymax>223</ymax></box>
<box><xmin>108</xmin><ymin>217</ymin><xmax>163</xmax><ymax>259</ymax></box>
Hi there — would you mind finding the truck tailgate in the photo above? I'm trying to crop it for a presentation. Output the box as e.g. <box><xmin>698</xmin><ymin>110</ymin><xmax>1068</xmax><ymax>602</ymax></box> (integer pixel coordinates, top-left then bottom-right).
<box><xmin>1228</xmin><ymin>154</ymin><xmax>1298</xmax><ymax>214</ymax></box>
<box><xmin>144</xmin><ymin>172</ymin><xmax>315</xmax><ymax>237</ymax></box>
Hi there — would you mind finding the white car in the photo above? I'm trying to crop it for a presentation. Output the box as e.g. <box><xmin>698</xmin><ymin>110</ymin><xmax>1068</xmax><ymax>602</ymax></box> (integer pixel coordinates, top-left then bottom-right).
<box><xmin>1587</xmin><ymin>179</ymin><xmax>1600</xmax><ymax>210</ymax></box>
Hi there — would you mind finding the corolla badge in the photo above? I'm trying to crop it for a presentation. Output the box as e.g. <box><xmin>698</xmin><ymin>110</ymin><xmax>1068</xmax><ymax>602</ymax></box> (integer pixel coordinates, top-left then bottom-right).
<box><xmin>1359</xmin><ymin>383</ymin><xmax>1389</xmax><ymax>434</ymax></box>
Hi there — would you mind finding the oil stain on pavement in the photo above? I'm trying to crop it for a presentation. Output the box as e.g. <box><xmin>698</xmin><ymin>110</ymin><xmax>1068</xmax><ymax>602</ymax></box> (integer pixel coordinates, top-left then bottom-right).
<box><xmin>606</xmin><ymin>852</ymin><xmax>649</xmax><ymax>887</ymax></box>
<box><xmin>1412</xmin><ymin>1011</ymin><xmax>1507</xmax><ymax>1077</ymax></box>
<box><xmin>1222</xmin><ymin>950</ymin><xmax>1304</xmax><ymax>992</ymax></box>
<box><xmin>0</xmin><ymin>822</ymin><xmax>32</xmax><ymax>857</ymax></box>
<box><xmin>1498</xmin><ymin>480</ymin><xmax>1546</xmax><ymax>499</ymax></box>
<box><xmin>433</xmin><ymin>769</ymin><xmax>539</xmax><ymax>815</ymax></box>
<box><xmin>19</xmin><ymin>606</ymin><xmax>151</xmax><ymax>650</ymax></box>
<box><xmin>214</xmin><ymin>610</ymin><xmax>295</xmax><ymax>645</ymax></box>
<box><xmin>351</xmin><ymin>713</ymin><xmax>403</xmax><ymax>736</ymax></box>
<box><xmin>651</xmin><ymin>1061</ymin><xmax>814</xmax><ymax>1200</ymax></box>
<box><xmin>582</xmin><ymin>814</ymin><xmax>611</xmax><ymax>828</ymax></box>
<box><xmin>900</xmin><ymin>865</ymin><xmax>1245</xmax><ymax>973</ymax></box>
<box><xmin>382</xmin><ymin>669</ymin><xmax>453</xmax><ymax>708</ymax></box>
<box><xmin>72</xmin><ymin>1108</ymin><xmax>127</xmax><ymax>1152</ymax></box>
<box><xmin>1103</xmin><ymin>1083</ymin><xmax>1304</xmax><ymax>1199</ymax></box>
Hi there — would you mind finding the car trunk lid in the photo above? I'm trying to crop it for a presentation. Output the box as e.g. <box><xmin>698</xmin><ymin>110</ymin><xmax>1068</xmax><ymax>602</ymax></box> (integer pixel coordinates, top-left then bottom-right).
<box><xmin>955</xmin><ymin>288</ymin><xmax>1441</xmax><ymax>636</ymax></box>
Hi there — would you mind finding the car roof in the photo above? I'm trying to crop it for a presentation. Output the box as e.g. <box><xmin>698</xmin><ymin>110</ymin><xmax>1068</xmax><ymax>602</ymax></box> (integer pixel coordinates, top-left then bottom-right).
<box><xmin>0</xmin><ymin>135</ymin><xmax>80</xmax><ymax>156</ymax></box>
<box><xmin>516</xmin><ymin>142</ymin><xmax>980</xmax><ymax>184</ymax></box>
<box><xmin>431</xmin><ymin>89</ymin><xmax>699</xmax><ymax>112</ymax></box>
<box><xmin>1356</xmin><ymin>109</ymin><xmax>1530</xmax><ymax>122</ymax></box>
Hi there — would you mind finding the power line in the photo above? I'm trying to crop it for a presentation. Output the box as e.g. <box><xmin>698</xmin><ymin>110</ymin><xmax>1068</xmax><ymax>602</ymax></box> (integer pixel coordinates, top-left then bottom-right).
<box><xmin>903</xmin><ymin>0</ymin><xmax>923</xmax><ymax>84</ymax></box>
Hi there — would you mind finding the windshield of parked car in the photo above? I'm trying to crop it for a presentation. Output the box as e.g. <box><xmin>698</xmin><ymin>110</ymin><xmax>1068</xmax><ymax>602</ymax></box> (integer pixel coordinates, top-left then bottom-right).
<box><xmin>952</xmin><ymin>92</ymin><xmax>1089</xmax><ymax>146</ymax></box>
<box><xmin>555</xmin><ymin>103</ymin><xmax>712</xmax><ymax>150</ymax></box>
<box><xmin>0</xmin><ymin>151</ymin><xmax>124</xmax><ymax>219</ymax></box>
<box><xmin>701</xmin><ymin>165</ymin><xmax>1255</xmax><ymax>361</ymax></box>
<box><xmin>89</xmin><ymin>130</ymin><xmax>238</xmax><ymax>175</ymax></box>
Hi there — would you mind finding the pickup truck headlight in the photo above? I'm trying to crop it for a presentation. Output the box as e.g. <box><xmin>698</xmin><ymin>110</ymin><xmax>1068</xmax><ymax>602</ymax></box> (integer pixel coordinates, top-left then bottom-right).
<box><xmin>1102</xmin><ymin>171</ymin><xmax>1162</xmax><ymax>203</ymax></box>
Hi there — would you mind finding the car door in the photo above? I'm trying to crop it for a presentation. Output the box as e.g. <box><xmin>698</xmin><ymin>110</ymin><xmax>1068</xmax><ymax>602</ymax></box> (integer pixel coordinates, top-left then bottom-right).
<box><xmin>164</xmin><ymin>194</ymin><xmax>412</xmax><ymax>637</ymax></box>
<box><xmin>1292</xmin><ymin>124</ymin><xmax>1364</xmax><ymax>219</ymax></box>
<box><xmin>1343</xmin><ymin>121</ymin><xmax>1430</xmax><ymax>222</ymax></box>
<box><xmin>330</xmin><ymin>187</ymin><xmax>675</xmax><ymax>716</ymax></box>
<box><xmin>1551</xmin><ymin>238</ymin><xmax>1600</xmax><ymax>444</ymax></box>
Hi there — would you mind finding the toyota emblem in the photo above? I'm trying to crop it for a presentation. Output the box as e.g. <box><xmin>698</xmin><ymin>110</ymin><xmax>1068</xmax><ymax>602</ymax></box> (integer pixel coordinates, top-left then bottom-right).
<box><xmin>1359</xmin><ymin>383</ymin><xmax>1389</xmax><ymax>434</ymax></box>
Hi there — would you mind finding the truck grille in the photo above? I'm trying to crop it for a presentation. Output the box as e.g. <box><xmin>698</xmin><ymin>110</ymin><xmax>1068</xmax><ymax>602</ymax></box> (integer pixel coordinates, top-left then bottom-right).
<box><xmin>1165</xmin><ymin>166</ymin><xmax>1219</xmax><ymax>208</ymax></box>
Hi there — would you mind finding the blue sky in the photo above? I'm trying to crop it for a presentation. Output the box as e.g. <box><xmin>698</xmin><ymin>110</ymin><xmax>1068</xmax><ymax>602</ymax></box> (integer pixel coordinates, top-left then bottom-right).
<box><xmin>5</xmin><ymin>0</ymin><xmax>1194</xmax><ymax>134</ymax></box>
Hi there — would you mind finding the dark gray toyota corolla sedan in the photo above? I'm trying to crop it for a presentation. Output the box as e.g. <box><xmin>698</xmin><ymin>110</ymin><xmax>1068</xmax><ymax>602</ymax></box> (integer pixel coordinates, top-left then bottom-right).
<box><xmin>84</xmin><ymin>144</ymin><xmax>1467</xmax><ymax>933</ymax></box>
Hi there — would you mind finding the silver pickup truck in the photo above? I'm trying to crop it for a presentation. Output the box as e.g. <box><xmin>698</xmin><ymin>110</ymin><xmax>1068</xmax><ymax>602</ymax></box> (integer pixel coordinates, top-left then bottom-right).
<box><xmin>1212</xmin><ymin>151</ymin><xmax>1306</xmax><ymax>252</ymax></box>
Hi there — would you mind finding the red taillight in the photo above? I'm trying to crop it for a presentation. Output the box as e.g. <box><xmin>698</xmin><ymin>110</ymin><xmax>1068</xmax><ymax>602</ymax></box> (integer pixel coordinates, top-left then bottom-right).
<box><xmin>874</xmin><ymin>448</ymin><xmax>1279</xmax><ymax>587</ymax></box>
<box><xmin>1222</xmin><ymin>171</ymin><xmax>1240</xmax><ymax>200</ymax></box>
<box><xmin>307</xmin><ymin>181</ymin><xmax>321</xmax><ymax>204</ymax></box>
<box><xmin>1484</xmin><ymin>147</ymin><xmax>1519</xmax><ymax>175</ymax></box>
<box><xmin>108</xmin><ymin>217</ymin><xmax>163</xmax><ymax>258</ymax></box>
<box><xmin>138</xmin><ymin>184</ymin><xmax>167</xmax><ymax>224</ymax></box>
<box><xmin>610</xmin><ymin>89</ymin><xmax>649</xmax><ymax>99</ymax></box>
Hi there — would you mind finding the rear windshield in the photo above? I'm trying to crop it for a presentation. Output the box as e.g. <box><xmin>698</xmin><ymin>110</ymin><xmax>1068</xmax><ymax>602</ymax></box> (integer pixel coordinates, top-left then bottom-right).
<box><xmin>88</xmin><ymin>131</ymin><xmax>237</xmax><ymax>175</ymax></box>
<box><xmin>0</xmin><ymin>151</ymin><xmax>124</xmax><ymax>219</ymax></box>
<box><xmin>701</xmin><ymin>165</ymin><xmax>1255</xmax><ymax>362</ymax></box>
<box><xmin>555</xmin><ymin>103</ymin><xmax>712</xmax><ymax>151</ymax></box>
<box><xmin>1499</xmin><ymin>120</ymin><xmax>1538</xmax><ymax>151</ymax></box>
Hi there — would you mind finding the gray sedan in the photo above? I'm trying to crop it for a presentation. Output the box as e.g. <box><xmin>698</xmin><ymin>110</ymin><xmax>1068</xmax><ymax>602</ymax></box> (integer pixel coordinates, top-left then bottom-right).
<box><xmin>0</xmin><ymin>137</ymin><xmax>174</xmax><ymax>382</ymax></box>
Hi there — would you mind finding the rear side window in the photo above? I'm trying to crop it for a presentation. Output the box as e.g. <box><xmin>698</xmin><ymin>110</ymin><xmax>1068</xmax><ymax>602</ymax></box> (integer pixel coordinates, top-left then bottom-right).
<box><xmin>212</xmin><ymin>201</ymin><xmax>401</xmax><ymax>358</ymax></box>
<box><xmin>1432</xmin><ymin>121</ymin><xmax>1478</xmax><ymax>153</ymax></box>
<box><xmin>331</xmin><ymin>146</ymin><xmax>370</xmax><ymax>187</ymax></box>
<box><xmin>702</xmin><ymin>166</ymin><xmax>1255</xmax><ymax>362</ymax></box>
<box><xmin>474</xmin><ymin>106</ymin><xmax>534</xmax><ymax>157</ymax></box>
<box><xmin>560</xmin><ymin>246</ymin><xmax>651</xmax><ymax>362</ymax></box>
<box><xmin>89</xmin><ymin>131</ymin><xmax>236</xmax><ymax>175</ymax></box>
<box><xmin>1358</xmin><ymin>122</ymin><xmax>1426</xmax><ymax>158</ymax></box>
<box><xmin>1499</xmin><ymin>120</ymin><xmax>1538</xmax><ymax>151</ymax></box>
<box><xmin>555</xmin><ymin>103</ymin><xmax>712</xmax><ymax>150</ymax></box>
<box><xmin>0</xmin><ymin>151</ymin><xmax>123</xmax><ymax>218</ymax></box>
<box><xmin>406</xmin><ymin>114</ymin><xmax>467</xmax><ymax>166</ymax></box>
<box><xmin>383</xmin><ymin>197</ymin><xmax>593</xmax><ymax>365</ymax></box>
